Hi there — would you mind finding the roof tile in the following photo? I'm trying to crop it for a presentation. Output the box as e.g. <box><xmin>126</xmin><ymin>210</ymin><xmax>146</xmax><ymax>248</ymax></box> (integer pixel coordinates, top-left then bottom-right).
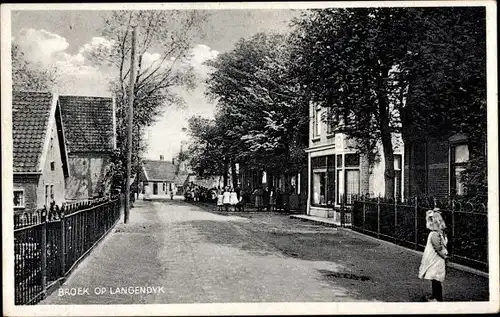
<box><xmin>59</xmin><ymin>95</ymin><xmax>114</xmax><ymax>153</ymax></box>
<box><xmin>12</xmin><ymin>91</ymin><xmax>53</xmax><ymax>173</ymax></box>
<box><xmin>142</xmin><ymin>160</ymin><xmax>178</xmax><ymax>181</ymax></box>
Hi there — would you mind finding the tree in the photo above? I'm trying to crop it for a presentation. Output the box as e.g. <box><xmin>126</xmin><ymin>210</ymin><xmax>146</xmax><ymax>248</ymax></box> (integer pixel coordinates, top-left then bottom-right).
<box><xmin>398</xmin><ymin>7</ymin><xmax>486</xmax><ymax>200</ymax></box>
<box><xmin>90</xmin><ymin>10</ymin><xmax>207</xmax><ymax>190</ymax></box>
<box><xmin>185</xmin><ymin>115</ymin><xmax>229</xmax><ymax>184</ymax></box>
<box><xmin>11</xmin><ymin>43</ymin><xmax>59</xmax><ymax>91</ymax></box>
<box><xmin>291</xmin><ymin>8</ymin><xmax>412</xmax><ymax>199</ymax></box>
<box><xmin>204</xmin><ymin>33</ymin><xmax>309</xmax><ymax>190</ymax></box>
<box><xmin>291</xmin><ymin>7</ymin><xmax>486</xmax><ymax>200</ymax></box>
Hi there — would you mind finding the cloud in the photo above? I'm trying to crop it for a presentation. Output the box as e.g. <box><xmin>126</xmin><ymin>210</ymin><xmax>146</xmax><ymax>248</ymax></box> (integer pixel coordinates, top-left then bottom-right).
<box><xmin>186</xmin><ymin>44</ymin><xmax>219</xmax><ymax>80</ymax></box>
<box><xmin>16</xmin><ymin>28</ymin><xmax>69</xmax><ymax>65</ymax></box>
<box><xmin>13</xmin><ymin>28</ymin><xmax>219</xmax><ymax>158</ymax></box>
<box><xmin>14</xmin><ymin>29</ymin><xmax>112</xmax><ymax>96</ymax></box>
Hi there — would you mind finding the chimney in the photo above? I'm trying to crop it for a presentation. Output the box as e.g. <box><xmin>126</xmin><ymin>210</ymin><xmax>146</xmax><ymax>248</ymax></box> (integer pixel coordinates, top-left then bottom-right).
<box><xmin>160</xmin><ymin>155</ymin><xmax>164</xmax><ymax>161</ymax></box>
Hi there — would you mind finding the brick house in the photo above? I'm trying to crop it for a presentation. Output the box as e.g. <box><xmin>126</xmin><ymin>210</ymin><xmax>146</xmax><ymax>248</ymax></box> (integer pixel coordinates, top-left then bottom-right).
<box><xmin>306</xmin><ymin>104</ymin><xmax>404</xmax><ymax>220</ymax></box>
<box><xmin>403</xmin><ymin>133</ymin><xmax>473</xmax><ymax>199</ymax></box>
<box><xmin>140</xmin><ymin>156</ymin><xmax>183</xmax><ymax>199</ymax></box>
<box><xmin>59</xmin><ymin>95</ymin><xmax>116</xmax><ymax>201</ymax></box>
<box><xmin>12</xmin><ymin>91</ymin><xmax>70</xmax><ymax>214</ymax></box>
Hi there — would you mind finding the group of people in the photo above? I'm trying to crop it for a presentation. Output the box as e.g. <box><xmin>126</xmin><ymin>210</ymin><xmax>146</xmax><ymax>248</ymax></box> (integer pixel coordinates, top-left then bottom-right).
<box><xmin>185</xmin><ymin>185</ymin><xmax>215</xmax><ymax>203</ymax></box>
<box><xmin>251</xmin><ymin>186</ymin><xmax>297</xmax><ymax>212</ymax></box>
<box><xmin>216</xmin><ymin>186</ymin><xmax>245</xmax><ymax>212</ymax></box>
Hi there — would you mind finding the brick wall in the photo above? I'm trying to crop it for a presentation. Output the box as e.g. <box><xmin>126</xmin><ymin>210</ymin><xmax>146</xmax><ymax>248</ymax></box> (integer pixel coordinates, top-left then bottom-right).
<box><xmin>404</xmin><ymin>139</ymin><xmax>450</xmax><ymax>199</ymax></box>
<box><xmin>13</xmin><ymin>174</ymin><xmax>39</xmax><ymax>213</ymax></box>
<box><xmin>426</xmin><ymin>140</ymin><xmax>449</xmax><ymax>198</ymax></box>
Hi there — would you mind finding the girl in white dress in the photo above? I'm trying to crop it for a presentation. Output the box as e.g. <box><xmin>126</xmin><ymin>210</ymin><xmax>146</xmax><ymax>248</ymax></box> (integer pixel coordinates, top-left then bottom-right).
<box><xmin>229</xmin><ymin>188</ymin><xmax>239</xmax><ymax>211</ymax></box>
<box><xmin>222</xmin><ymin>186</ymin><xmax>231</xmax><ymax>212</ymax></box>
<box><xmin>217</xmin><ymin>188</ymin><xmax>224</xmax><ymax>212</ymax></box>
<box><xmin>418</xmin><ymin>208</ymin><xmax>448</xmax><ymax>302</ymax></box>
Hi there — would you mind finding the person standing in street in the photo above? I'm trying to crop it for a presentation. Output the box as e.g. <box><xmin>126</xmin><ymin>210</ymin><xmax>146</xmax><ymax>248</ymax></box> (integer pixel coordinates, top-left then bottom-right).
<box><xmin>229</xmin><ymin>187</ymin><xmax>239</xmax><ymax>211</ymax></box>
<box><xmin>216</xmin><ymin>187</ymin><xmax>224</xmax><ymax>212</ymax></box>
<box><xmin>419</xmin><ymin>208</ymin><xmax>448</xmax><ymax>302</ymax></box>
<box><xmin>269</xmin><ymin>187</ymin><xmax>276</xmax><ymax>212</ymax></box>
<box><xmin>252</xmin><ymin>187</ymin><xmax>264</xmax><ymax>212</ymax></box>
<box><xmin>263</xmin><ymin>186</ymin><xmax>270</xmax><ymax>211</ymax></box>
<box><xmin>223</xmin><ymin>186</ymin><xmax>231</xmax><ymax>212</ymax></box>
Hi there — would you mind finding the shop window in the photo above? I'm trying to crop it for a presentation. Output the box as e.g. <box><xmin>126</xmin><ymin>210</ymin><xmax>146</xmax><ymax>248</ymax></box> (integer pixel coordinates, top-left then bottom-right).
<box><xmin>336</xmin><ymin>153</ymin><xmax>361</xmax><ymax>205</ymax></box>
<box><xmin>310</xmin><ymin>155</ymin><xmax>335</xmax><ymax>207</ymax></box>
<box><xmin>14</xmin><ymin>189</ymin><xmax>25</xmax><ymax>208</ymax></box>
<box><xmin>451</xmin><ymin>144</ymin><xmax>469</xmax><ymax>196</ymax></box>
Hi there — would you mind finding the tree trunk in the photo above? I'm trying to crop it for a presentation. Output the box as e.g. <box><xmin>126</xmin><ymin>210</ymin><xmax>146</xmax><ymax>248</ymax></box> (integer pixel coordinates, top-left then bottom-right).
<box><xmin>223</xmin><ymin>156</ymin><xmax>229</xmax><ymax>187</ymax></box>
<box><xmin>378</xmin><ymin>94</ymin><xmax>395</xmax><ymax>200</ymax></box>
<box><xmin>230</xmin><ymin>161</ymin><xmax>238</xmax><ymax>189</ymax></box>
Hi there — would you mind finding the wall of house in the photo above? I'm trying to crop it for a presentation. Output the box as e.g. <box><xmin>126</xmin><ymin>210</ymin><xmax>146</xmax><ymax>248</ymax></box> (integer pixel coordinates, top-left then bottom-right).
<box><xmin>65</xmin><ymin>153</ymin><xmax>111</xmax><ymax>201</ymax></box>
<box><xmin>309</xmin><ymin>104</ymin><xmax>335</xmax><ymax>149</ymax></box>
<box><xmin>13</xmin><ymin>174</ymin><xmax>39</xmax><ymax>213</ymax></box>
<box><xmin>36</xmin><ymin>120</ymin><xmax>67</xmax><ymax>209</ymax></box>
<box><xmin>142</xmin><ymin>181</ymin><xmax>177</xmax><ymax>199</ymax></box>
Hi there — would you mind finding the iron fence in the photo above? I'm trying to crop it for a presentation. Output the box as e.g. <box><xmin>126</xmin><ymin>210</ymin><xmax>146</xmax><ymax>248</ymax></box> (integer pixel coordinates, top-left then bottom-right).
<box><xmin>351</xmin><ymin>196</ymin><xmax>488</xmax><ymax>272</ymax></box>
<box><xmin>13</xmin><ymin>196</ymin><xmax>122</xmax><ymax>305</ymax></box>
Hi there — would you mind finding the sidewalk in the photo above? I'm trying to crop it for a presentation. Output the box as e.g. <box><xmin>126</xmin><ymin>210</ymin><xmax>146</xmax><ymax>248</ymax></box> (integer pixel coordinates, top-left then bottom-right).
<box><xmin>290</xmin><ymin>214</ymin><xmax>488</xmax><ymax>278</ymax></box>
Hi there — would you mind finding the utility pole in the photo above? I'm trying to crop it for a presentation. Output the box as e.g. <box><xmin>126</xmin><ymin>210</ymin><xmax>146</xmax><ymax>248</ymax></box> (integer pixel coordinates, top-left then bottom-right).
<box><xmin>124</xmin><ymin>26</ymin><xmax>137</xmax><ymax>224</ymax></box>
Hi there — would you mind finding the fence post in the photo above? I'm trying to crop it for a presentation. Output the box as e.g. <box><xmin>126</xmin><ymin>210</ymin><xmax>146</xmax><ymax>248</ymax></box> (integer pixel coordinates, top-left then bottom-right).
<box><xmin>60</xmin><ymin>209</ymin><xmax>66</xmax><ymax>276</ymax></box>
<box><xmin>414</xmin><ymin>196</ymin><xmax>418</xmax><ymax>250</ymax></box>
<box><xmin>362</xmin><ymin>195</ymin><xmax>366</xmax><ymax>232</ymax></box>
<box><xmin>41</xmin><ymin>209</ymin><xmax>47</xmax><ymax>297</ymax></box>
<box><xmin>450</xmin><ymin>200</ymin><xmax>455</xmax><ymax>262</ymax></box>
<box><xmin>394</xmin><ymin>197</ymin><xmax>398</xmax><ymax>244</ymax></box>
<box><xmin>377</xmin><ymin>196</ymin><xmax>381</xmax><ymax>238</ymax></box>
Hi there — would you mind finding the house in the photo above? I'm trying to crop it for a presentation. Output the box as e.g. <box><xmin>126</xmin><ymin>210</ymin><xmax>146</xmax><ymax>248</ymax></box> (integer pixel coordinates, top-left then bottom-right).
<box><xmin>12</xmin><ymin>91</ymin><xmax>70</xmax><ymax>214</ymax></box>
<box><xmin>403</xmin><ymin>133</ymin><xmax>475</xmax><ymax>199</ymax></box>
<box><xmin>306</xmin><ymin>104</ymin><xmax>404</xmax><ymax>220</ymax></box>
<box><xmin>140</xmin><ymin>156</ymin><xmax>183</xmax><ymax>199</ymax></box>
<box><xmin>59</xmin><ymin>95</ymin><xmax>116</xmax><ymax>201</ymax></box>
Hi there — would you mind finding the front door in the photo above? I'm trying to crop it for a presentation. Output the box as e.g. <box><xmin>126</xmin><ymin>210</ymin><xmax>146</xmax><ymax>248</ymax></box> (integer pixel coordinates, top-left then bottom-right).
<box><xmin>153</xmin><ymin>183</ymin><xmax>158</xmax><ymax>195</ymax></box>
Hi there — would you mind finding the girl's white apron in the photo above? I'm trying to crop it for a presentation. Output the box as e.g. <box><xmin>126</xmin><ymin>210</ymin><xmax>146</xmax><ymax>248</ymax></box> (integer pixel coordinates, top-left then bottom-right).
<box><xmin>418</xmin><ymin>231</ymin><xmax>448</xmax><ymax>282</ymax></box>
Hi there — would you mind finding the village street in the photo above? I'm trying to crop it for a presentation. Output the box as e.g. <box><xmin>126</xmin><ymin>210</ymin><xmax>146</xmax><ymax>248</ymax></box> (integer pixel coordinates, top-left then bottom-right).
<box><xmin>40</xmin><ymin>199</ymin><xmax>489</xmax><ymax>304</ymax></box>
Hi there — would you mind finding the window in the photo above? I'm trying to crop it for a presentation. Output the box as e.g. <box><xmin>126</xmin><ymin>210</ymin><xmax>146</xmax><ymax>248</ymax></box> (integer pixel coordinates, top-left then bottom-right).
<box><xmin>326</xmin><ymin>108</ymin><xmax>335</xmax><ymax>135</ymax></box>
<box><xmin>50</xmin><ymin>185</ymin><xmax>54</xmax><ymax>200</ymax></box>
<box><xmin>451</xmin><ymin>144</ymin><xmax>469</xmax><ymax>196</ymax></box>
<box><xmin>310</xmin><ymin>155</ymin><xmax>335</xmax><ymax>207</ymax></box>
<box><xmin>163</xmin><ymin>183</ymin><xmax>166</xmax><ymax>192</ymax></box>
<box><xmin>336</xmin><ymin>153</ymin><xmax>360</xmax><ymax>205</ymax></box>
<box><xmin>394</xmin><ymin>154</ymin><xmax>402</xmax><ymax>200</ymax></box>
<box><xmin>314</xmin><ymin>106</ymin><xmax>322</xmax><ymax>137</ymax></box>
<box><xmin>14</xmin><ymin>190</ymin><xmax>25</xmax><ymax>208</ymax></box>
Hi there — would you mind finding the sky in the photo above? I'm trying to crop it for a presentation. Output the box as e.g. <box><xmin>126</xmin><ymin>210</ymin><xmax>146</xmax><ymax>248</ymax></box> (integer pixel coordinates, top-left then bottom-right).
<box><xmin>11</xmin><ymin>9</ymin><xmax>301</xmax><ymax>161</ymax></box>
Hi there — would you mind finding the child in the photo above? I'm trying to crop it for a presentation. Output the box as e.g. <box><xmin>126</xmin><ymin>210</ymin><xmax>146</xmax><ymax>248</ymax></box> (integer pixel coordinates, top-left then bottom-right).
<box><xmin>418</xmin><ymin>208</ymin><xmax>448</xmax><ymax>302</ymax></box>
<box><xmin>223</xmin><ymin>186</ymin><xmax>231</xmax><ymax>212</ymax></box>
<box><xmin>229</xmin><ymin>188</ymin><xmax>239</xmax><ymax>212</ymax></box>
<box><xmin>217</xmin><ymin>189</ymin><xmax>224</xmax><ymax>212</ymax></box>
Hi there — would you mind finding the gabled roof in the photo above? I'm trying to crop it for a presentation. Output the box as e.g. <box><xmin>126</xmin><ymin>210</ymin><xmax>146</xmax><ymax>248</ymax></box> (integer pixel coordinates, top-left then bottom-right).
<box><xmin>59</xmin><ymin>95</ymin><xmax>115</xmax><ymax>153</ymax></box>
<box><xmin>12</xmin><ymin>91</ymin><xmax>69</xmax><ymax>176</ymax></box>
<box><xmin>142</xmin><ymin>160</ymin><xmax>178</xmax><ymax>181</ymax></box>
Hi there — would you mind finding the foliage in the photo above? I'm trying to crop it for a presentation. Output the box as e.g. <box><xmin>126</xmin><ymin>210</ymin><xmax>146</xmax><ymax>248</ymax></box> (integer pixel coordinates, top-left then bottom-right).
<box><xmin>90</xmin><ymin>10</ymin><xmax>207</xmax><ymax>189</ymax></box>
<box><xmin>185</xmin><ymin>116</ymin><xmax>228</xmax><ymax>178</ymax></box>
<box><xmin>11</xmin><ymin>43</ymin><xmax>59</xmax><ymax>91</ymax></box>
<box><xmin>290</xmin><ymin>7</ymin><xmax>487</xmax><ymax>199</ymax></box>
<box><xmin>200</xmin><ymin>33</ymin><xmax>309</xmax><ymax>187</ymax></box>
